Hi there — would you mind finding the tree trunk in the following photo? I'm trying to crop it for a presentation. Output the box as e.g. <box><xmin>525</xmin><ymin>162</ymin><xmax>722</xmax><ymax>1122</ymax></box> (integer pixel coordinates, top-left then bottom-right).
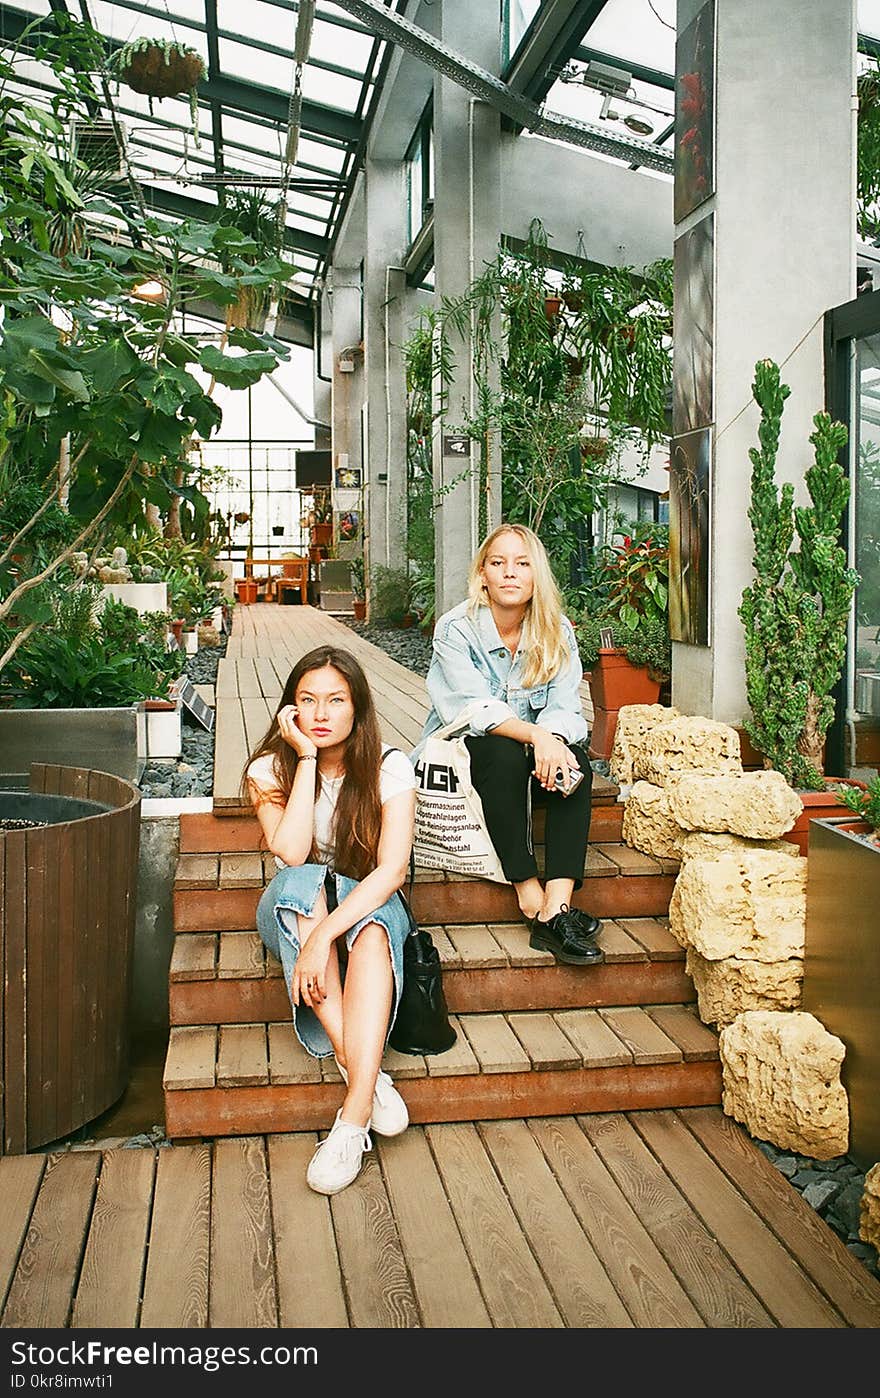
<box><xmin>797</xmin><ymin>690</ymin><xmax>826</xmax><ymax>775</ymax></box>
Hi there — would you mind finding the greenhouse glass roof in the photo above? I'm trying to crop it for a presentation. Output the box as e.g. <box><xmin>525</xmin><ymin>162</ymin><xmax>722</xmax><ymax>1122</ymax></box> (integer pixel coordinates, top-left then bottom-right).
<box><xmin>1</xmin><ymin>0</ymin><xmax>877</xmax><ymax>316</ymax></box>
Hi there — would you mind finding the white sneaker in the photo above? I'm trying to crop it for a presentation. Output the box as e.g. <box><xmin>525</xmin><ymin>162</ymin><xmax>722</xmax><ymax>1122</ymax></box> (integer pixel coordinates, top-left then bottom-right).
<box><xmin>335</xmin><ymin>1060</ymin><xmax>409</xmax><ymax>1137</ymax></box>
<box><xmin>306</xmin><ymin>1111</ymin><xmax>372</xmax><ymax>1195</ymax></box>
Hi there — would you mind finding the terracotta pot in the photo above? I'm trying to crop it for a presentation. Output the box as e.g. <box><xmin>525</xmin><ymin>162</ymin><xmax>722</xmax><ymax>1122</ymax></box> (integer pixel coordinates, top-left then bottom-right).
<box><xmin>544</xmin><ymin>295</ymin><xmax>562</xmax><ymax>319</ymax></box>
<box><xmin>781</xmin><ymin>777</ymin><xmax>869</xmax><ymax>857</ymax></box>
<box><xmin>588</xmin><ymin>648</ymin><xmax>662</xmax><ymax>712</ymax></box>
<box><xmin>352</xmin><ymin>599</ymin><xmax>366</xmax><ymax>620</ymax></box>
<box><xmin>587</xmin><ymin>649</ymin><xmax>663</xmax><ymax>761</ymax></box>
<box><xmin>311</xmin><ymin>523</ymin><xmax>332</xmax><ymax>546</ymax></box>
<box><xmin>170</xmin><ymin>618</ymin><xmax>185</xmax><ymax>644</ymax></box>
<box><xmin>235</xmin><ymin>578</ymin><xmax>258</xmax><ymax>605</ymax></box>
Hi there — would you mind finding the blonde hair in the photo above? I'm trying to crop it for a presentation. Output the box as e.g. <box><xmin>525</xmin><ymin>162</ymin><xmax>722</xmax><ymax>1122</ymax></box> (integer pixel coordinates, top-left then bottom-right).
<box><xmin>467</xmin><ymin>524</ymin><xmax>568</xmax><ymax>687</ymax></box>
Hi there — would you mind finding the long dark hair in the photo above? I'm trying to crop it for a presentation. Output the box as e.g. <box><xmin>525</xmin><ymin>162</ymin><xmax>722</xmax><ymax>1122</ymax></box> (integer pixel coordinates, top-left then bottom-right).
<box><xmin>241</xmin><ymin>646</ymin><xmax>383</xmax><ymax>880</ymax></box>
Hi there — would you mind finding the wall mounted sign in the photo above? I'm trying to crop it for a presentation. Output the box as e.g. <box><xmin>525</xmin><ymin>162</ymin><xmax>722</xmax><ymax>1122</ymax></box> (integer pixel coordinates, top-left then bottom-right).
<box><xmin>443</xmin><ymin>435</ymin><xmax>471</xmax><ymax>458</ymax></box>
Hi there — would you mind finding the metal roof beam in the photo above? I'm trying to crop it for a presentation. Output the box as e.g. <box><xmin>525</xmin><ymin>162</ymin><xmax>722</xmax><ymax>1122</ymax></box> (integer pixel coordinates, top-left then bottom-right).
<box><xmin>141</xmin><ymin>185</ymin><xmax>328</xmax><ymax>256</ymax></box>
<box><xmin>331</xmin><ymin>0</ymin><xmax>672</xmax><ymax>173</ymax></box>
<box><xmin>575</xmin><ymin>44</ymin><xmax>675</xmax><ymax>92</ymax></box>
<box><xmin>0</xmin><ymin>5</ymin><xmax>362</xmax><ymax>146</ymax></box>
<box><xmin>503</xmin><ymin>0</ymin><xmax>612</xmax><ymax>102</ymax></box>
<box><xmin>204</xmin><ymin>0</ymin><xmax>226</xmax><ymax>187</ymax></box>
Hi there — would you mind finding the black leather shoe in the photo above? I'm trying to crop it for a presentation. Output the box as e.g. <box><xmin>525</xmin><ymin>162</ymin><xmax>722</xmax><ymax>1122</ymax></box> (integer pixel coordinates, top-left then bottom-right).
<box><xmin>529</xmin><ymin>905</ymin><xmax>604</xmax><ymax>966</ymax></box>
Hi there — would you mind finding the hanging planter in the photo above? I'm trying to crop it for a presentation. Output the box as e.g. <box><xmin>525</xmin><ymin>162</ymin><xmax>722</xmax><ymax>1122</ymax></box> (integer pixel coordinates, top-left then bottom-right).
<box><xmin>115</xmin><ymin>38</ymin><xmax>205</xmax><ymax>139</ymax></box>
<box><xmin>543</xmin><ymin>294</ymin><xmax>562</xmax><ymax>320</ymax></box>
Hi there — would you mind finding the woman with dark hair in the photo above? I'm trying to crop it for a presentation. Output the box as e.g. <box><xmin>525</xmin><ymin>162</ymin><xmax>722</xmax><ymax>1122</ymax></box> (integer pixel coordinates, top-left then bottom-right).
<box><xmin>244</xmin><ymin>645</ymin><xmax>416</xmax><ymax>1195</ymax></box>
<box><xmin>413</xmin><ymin>524</ymin><xmax>602</xmax><ymax>968</ymax></box>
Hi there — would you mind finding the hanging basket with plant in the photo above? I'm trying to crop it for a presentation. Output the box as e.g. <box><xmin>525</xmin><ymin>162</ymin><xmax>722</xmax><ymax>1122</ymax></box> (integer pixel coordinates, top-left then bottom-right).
<box><xmin>114</xmin><ymin>38</ymin><xmax>205</xmax><ymax>135</ymax></box>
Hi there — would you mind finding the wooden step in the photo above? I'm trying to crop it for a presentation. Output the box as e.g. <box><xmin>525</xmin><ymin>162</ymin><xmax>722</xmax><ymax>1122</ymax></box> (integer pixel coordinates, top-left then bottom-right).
<box><xmin>178</xmin><ymin>798</ymin><xmax>626</xmax><ymax>852</ymax></box>
<box><xmin>169</xmin><ymin>919</ymin><xmax>693</xmax><ymax>1026</ymax></box>
<box><xmin>172</xmin><ymin>844</ymin><xmax>679</xmax><ymax>932</ymax></box>
<box><xmin>163</xmin><ymin>1005</ymin><xmax>721</xmax><ymax>1140</ymax></box>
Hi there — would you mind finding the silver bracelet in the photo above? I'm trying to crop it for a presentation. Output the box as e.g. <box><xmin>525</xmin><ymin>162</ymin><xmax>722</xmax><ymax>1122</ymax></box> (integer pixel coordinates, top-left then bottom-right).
<box><xmin>298</xmin><ymin>754</ymin><xmax>317</xmax><ymax>762</ymax></box>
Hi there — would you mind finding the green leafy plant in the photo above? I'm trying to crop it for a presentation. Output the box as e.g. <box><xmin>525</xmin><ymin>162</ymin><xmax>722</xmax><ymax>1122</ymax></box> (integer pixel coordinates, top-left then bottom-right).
<box><xmin>836</xmin><ymin>773</ymin><xmax>880</xmax><ymax>836</ymax></box>
<box><xmin>575</xmin><ymin>522</ymin><xmax>671</xmax><ymax>679</ymax></box>
<box><xmin>738</xmin><ymin>360</ymin><xmax>859</xmax><ymax>790</ymax></box>
<box><xmin>348</xmin><ymin>555</ymin><xmax>365</xmax><ymax>600</ymax></box>
<box><xmin>858</xmin><ymin>62</ymin><xmax>880</xmax><ymax>241</ymax></box>
<box><xmin>371</xmin><ymin>564</ymin><xmax>411</xmax><ymax>624</ymax></box>
<box><xmin>0</xmin><ymin>14</ymin><xmax>289</xmax><ymax>679</ymax></box>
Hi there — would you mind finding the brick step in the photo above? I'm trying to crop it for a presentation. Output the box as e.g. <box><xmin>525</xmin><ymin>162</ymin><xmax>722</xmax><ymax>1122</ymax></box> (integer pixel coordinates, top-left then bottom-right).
<box><xmin>172</xmin><ymin>843</ymin><xmax>678</xmax><ymax>933</ymax></box>
<box><xmin>178</xmin><ymin>798</ymin><xmax>626</xmax><ymax>854</ymax></box>
<box><xmin>162</xmin><ymin>1004</ymin><xmax>721</xmax><ymax>1140</ymax></box>
<box><xmin>169</xmin><ymin>918</ymin><xmax>692</xmax><ymax>1027</ymax></box>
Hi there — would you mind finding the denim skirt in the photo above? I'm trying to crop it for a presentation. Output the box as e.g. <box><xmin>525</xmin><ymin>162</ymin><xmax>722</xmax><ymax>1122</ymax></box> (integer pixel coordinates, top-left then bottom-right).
<box><xmin>255</xmin><ymin>862</ymin><xmax>410</xmax><ymax>1058</ymax></box>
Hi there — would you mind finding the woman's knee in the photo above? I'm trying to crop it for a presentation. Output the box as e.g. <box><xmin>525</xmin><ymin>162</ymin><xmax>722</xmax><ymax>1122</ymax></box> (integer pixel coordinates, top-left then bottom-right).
<box><xmin>467</xmin><ymin>734</ymin><xmax>531</xmax><ymax>779</ymax></box>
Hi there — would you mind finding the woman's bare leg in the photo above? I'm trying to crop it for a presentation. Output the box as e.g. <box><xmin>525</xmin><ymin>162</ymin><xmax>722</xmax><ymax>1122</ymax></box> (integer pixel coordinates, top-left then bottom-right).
<box><xmin>539</xmin><ymin>877</ymin><xmax>576</xmax><ymax>921</ymax></box>
<box><xmin>514</xmin><ymin>876</ymin><xmax>545</xmax><ymax>920</ymax></box>
<box><xmin>295</xmin><ymin>890</ymin><xmax>345</xmax><ymax>1053</ymax></box>
<box><xmin>337</xmin><ymin>922</ymin><xmax>393</xmax><ymax>1127</ymax></box>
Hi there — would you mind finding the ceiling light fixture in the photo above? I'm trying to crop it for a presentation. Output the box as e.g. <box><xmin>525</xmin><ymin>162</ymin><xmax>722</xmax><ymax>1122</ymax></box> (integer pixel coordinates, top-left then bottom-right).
<box><xmin>623</xmin><ymin>114</ymin><xmax>655</xmax><ymax>136</ymax></box>
<box><xmin>131</xmin><ymin>277</ymin><xmax>166</xmax><ymax>303</ymax></box>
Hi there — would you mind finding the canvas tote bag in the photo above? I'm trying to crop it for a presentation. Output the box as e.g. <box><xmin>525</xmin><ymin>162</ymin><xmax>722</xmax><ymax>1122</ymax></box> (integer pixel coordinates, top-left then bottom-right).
<box><xmin>412</xmin><ymin>711</ymin><xmax>508</xmax><ymax>883</ymax></box>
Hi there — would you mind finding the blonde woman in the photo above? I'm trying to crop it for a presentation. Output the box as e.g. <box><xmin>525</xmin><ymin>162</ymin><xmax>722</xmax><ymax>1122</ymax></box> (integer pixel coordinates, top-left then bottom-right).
<box><xmin>412</xmin><ymin>524</ymin><xmax>602</xmax><ymax>967</ymax></box>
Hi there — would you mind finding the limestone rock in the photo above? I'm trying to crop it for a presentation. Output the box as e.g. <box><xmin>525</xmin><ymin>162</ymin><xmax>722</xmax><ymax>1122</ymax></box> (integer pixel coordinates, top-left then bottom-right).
<box><xmin>197</xmin><ymin>622</ymin><xmax>221</xmax><ymax>648</ymax></box>
<box><xmin>621</xmin><ymin>781</ymin><xmax>682</xmax><ymax>860</ymax></box>
<box><xmin>639</xmin><ymin>716</ymin><xmax>743</xmax><ymax>785</ymax></box>
<box><xmin>610</xmin><ymin>704</ymin><xmax>680</xmax><ymax>786</ymax></box>
<box><xmin>686</xmin><ymin>948</ymin><xmax>803</xmax><ymax>1028</ymax></box>
<box><xmin>667</xmin><ymin>769</ymin><xmax>802</xmax><ymax>839</ymax></box>
<box><xmin>859</xmin><ymin>1163</ymin><xmax>880</xmax><ymax>1252</ymax></box>
<box><xmin>673</xmin><ymin>850</ymin><xmax>807</xmax><ymax>962</ymax></box>
<box><xmin>718</xmin><ymin>1010</ymin><xmax>849</xmax><ymax>1159</ymax></box>
<box><xmin>677</xmin><ymin>831</ymin><xmax>801</xmax><ymax>864</ymax></box>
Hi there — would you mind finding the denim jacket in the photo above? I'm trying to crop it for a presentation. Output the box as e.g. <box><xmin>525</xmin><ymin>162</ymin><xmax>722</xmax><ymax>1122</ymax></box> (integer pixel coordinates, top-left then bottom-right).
<box><xmin>411</xmin><ymin>599</ymin><xmax>588</xmax><ymax>760</ymax></box>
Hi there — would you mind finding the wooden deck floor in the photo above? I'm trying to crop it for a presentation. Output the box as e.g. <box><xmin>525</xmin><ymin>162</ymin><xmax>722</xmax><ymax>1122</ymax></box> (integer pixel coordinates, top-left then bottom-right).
<box><xmin>4</xmin><ymin>604</ymin><xmax>876</xmax><ymax>1333</ymax></box>
<box><xmin>2</xmin><ymin>1107</ymin><xmax>880</xmax><ymax>1329</ymax></box>
<box><xmin>213</xmin><ymin>603</ymin><xmax>595</xmax><ymax>810</ymax></box>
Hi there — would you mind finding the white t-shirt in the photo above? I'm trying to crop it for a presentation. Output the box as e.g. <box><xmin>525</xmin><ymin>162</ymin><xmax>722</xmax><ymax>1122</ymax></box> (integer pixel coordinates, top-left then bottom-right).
<box><xmin>246</xmin><ymin>744</ymin><xmax>416</xmax><ymax>868</ymax></box>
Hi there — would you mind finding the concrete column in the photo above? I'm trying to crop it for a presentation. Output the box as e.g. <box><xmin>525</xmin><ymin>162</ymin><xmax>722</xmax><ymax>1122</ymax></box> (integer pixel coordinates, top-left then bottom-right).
<box><xmin>328</xmin><ymin>265</ymin><xmax>364</xmax><ymax>565</ymax></box>
<box><xmin>672</xmin><ymin>0</ymin><xmax>855</xmax><ymax>720</ymax></box>
<box><xmin>432</xmin><ymin>0</ymin><xmax>503</xmax><ymax>615</ymax></box>
<box><xmin>364</xmin><ymin>159</ymin><xmax>409</xmax><ymax>573</ymax></box>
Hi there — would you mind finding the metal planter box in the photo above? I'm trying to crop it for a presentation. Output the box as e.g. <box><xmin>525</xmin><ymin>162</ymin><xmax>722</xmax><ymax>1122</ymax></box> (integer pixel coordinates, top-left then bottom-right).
<box><xmin>0</xmin><ymin>704</ymin><xmax>147</xmax><ymax>784</ymax></box>
<box><xmin>802</xmin><ymin>815</ymin><xmax>880</xmax><ymax>1166</ymax></box>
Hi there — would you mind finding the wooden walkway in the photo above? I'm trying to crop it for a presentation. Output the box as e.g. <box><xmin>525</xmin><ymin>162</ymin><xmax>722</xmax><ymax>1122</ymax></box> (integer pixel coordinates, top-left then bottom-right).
<box><xmin>2</xmin><ymin>1108</ymin><xmax>879</xmax><ymax>1328</ymax></box>
<box><xmin>4</xmin><ymin>603</ymin><xmax>877</xmax><ymax>1331</ymax></box>
<box><xmin>213</xmin><ymin>603</ymin><xmax>595</xmax><ymax>811</ymax></box>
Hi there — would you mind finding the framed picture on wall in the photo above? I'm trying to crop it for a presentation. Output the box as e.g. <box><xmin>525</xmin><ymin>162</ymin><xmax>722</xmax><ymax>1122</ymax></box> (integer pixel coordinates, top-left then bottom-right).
<box><xmin>335</xmin><ymin>465</ymin><xmax>362</xmax><ymax>489</ymax></box>
<box><xmin>674</xmin><ymin>0</ymin><xmax>715</xmax><ymax>224</ymax></box>
<box><xmin>669</xmin><ymin>426</ymin><xmax>712</xmax><ymax>647</ymax></box>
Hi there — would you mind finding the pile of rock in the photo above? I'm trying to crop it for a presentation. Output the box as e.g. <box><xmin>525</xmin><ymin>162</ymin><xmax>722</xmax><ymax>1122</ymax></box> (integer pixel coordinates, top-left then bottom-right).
<box><xmin>611</xmin><ymin>704</ymin><xmax>879</xmax><ymax>1268</ymax></box>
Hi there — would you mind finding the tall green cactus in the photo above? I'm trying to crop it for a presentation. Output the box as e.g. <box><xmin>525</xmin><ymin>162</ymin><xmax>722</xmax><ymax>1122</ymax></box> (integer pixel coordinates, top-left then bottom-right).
<box><xmin>738</xmin><ymin>360</ymin><xmax>858</xmax><ymax>790</ymax></box>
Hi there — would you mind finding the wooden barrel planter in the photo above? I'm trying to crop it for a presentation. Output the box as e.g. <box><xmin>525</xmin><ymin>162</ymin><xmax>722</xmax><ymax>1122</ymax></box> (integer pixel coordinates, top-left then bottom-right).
<box><xmin>0</xmin><ymin>764</ymin><xmax>141</xmax><ymax>1155</ymax></box>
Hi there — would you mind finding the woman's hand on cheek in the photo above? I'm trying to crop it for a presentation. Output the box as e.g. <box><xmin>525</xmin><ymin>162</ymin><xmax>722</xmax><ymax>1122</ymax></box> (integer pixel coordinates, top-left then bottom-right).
<box><xmin>277</xmin><ymin>704</ymin><xmax>318</xmax><ymax>760</ymax></box>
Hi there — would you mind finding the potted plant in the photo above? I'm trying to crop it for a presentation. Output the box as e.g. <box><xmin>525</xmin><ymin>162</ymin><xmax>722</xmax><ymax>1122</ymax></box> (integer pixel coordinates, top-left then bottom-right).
<box><xmin>114</xmin><ymin>37</ymin><xmax>205</xmax><ymax>136</ymax></box>
<box><xmin>576</xmin><ymin>525</ymin><xmax>671</xmax><ymax>759</ymax></box>
<box><xmin>738</xmin><ymin>359</ymin><xmax>860</xmax><ymax>836</ymax></box>
<box><xmin>349</xmin><ymin>556</ymin><xmax>366</xmax><ymax>620</ymax></box>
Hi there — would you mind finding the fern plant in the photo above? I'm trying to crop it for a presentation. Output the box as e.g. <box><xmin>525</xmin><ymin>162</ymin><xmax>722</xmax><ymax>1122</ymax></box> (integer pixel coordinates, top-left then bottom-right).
<box><xmin>738</xmin><ymin>360</ymin><xmax>859</xmax><ymax>790</ymax></box>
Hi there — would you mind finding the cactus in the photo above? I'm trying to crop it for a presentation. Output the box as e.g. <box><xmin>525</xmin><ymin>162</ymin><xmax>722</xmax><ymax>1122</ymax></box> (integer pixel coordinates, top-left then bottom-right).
<box><xmin>738</xmin><ymin>360</ymin><xmax>859</xmax><ymax>790</ymax></box>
